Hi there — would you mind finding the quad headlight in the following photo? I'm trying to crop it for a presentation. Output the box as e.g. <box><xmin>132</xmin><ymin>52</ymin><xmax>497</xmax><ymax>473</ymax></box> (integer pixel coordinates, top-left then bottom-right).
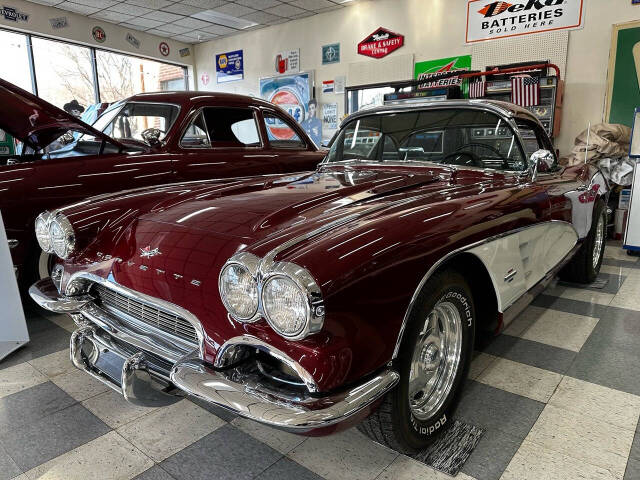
<box><xmin>219</xmin><ymin>253</ymin><xmax>324</xmax><ymax>341</ymax></box>
<box><xmin>34</xmin><ymin>211</ymin><xmax>76</xmax><ymax>259</ymax></box>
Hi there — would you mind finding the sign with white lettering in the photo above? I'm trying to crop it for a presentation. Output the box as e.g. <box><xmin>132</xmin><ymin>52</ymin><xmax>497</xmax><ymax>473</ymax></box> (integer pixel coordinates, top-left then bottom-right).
<box><xmin>466</xmin><ymin>0</ymin><xmax>584</xmax><ymax>43</ymax></box>
<box><xmin>358</xmin><ymin>27</ymin><xmax>404</xmax><ymax>59</ymax></box>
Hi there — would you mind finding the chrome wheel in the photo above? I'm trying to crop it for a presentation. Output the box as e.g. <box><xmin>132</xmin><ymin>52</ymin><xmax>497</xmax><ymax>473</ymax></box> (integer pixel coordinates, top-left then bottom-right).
<box><xmin>408</xmin><ymin>301</ymin><xmax>462</xmax><ymax>421</ymax></box>
<box><xmin>593</xmin><ymin>212</ymin><xmax>605</xmax><ymax>269</ymax></box>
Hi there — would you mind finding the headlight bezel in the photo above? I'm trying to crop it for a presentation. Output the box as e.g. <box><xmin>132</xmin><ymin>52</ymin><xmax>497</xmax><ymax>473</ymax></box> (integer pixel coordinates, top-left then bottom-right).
<box><xmin>218</xmin><ymin>252</ymin><xmax>261</xmax><ymax>322</ymax></box>
<box><xmin>49</xmin><ymin>213</ymin><xmax>76</xmax><ymax>259</ymax></box>
<box><xmin>35</xmin><ymin>211</ymin><xmax>54</xmax><ymax>253</ymax></box>
<box><xmin>218</xmin><ymin>253</ymin><xmax>325</xmax><ymax>341</ymax></box>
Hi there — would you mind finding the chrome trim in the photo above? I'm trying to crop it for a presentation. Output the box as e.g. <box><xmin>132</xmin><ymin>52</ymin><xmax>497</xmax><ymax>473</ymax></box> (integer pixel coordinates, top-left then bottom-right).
<box><xmin>392</xmin><ymin>221</ymin><xmax>579</xmax><ymax>359</ymax></box>
<box><xmin>215</xmin><ymin>335</ymin><xmax>319</xmax><ymax>393</ymax></box>
<box><xmin>218</xmin><ymin>252</ymin><xmax>261</xmax><ymax>322</ymax></box>
<box><xmin>29</xmin><ymin>278</ymin><xmax>93</xmax><ymax>313</ymax></box>
<box><xmin>171</xmin><ymin>360</ymin><xmax>399</xmax><ymax>432</ymax></box>
<box><xmin>49</xmin><ymin>212</ymin><xmax>75</xmax><ymax>259</ymax></box>
<box><xmin>7</xmin><ymin>239</ymin><xmax>18</xmax><ymax>249</ymax></box>
<box><xmin>35</xmin><ymin>210</ymin><xmax>53</xmax><ymax>253</ymax></box>
<box><xmin>504</xmin><ymin>269</ymin><xmax>517</xmax><ymax>283</ymax></box>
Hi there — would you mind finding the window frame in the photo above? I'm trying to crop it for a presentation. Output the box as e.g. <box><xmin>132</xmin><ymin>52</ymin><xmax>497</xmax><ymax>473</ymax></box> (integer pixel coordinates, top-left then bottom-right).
<box><xmin>178</xmin><ymin>106</ymin><xmax>264</xmax><ymax>151</ymax></box>
<box><xmin>260</xmin><ymin>108</ymin><xmax>309</xmax><ymax>150</ymax></box>
<box><xmin>98</xmin><ymin>100</ymin><xmax>182</xmax><ymax>144</ymax></box>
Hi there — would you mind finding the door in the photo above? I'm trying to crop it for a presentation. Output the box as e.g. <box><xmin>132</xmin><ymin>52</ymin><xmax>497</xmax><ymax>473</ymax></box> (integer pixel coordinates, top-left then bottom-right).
<box><xmin>173</xmin><ymin>106</ymin><xmax>283</xmax><ymax>182</ymax></box>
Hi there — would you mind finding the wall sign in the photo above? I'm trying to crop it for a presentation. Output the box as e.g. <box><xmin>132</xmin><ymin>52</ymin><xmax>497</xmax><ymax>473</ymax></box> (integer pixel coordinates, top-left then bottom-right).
<box><xmin>126</xmin><ymin>32</ymin><xmax>140</xmax><ymax>49</ymax></box>
<box><xmin>358</xmin><ymin>27</ymin><xmax>404</xmax><ymax>59</ymax></box>
<box><xmin>49</xmin><ymin>16</ymin><xmax>68</xmax><ymax>29</ymax></box>
<box><xmin>159</xmin><ymin>42</ymin><xmax>170</xmax><ymax>56</ymax></box>
<box><xmin>607</xmin><ymin>21</ymin><xmax>640</xmax><ymax>126</ymax></box>
<box><xmin>1</xmin><ymin>5</ymin><xmax>28</xmax><ymax>22</ymax></box>
<box><xmin>275</xmin><ymin>49</ymin><xmax>300</xmax><ymax>74</ymax></box>
<box><xmin>322</xmin><ymin>80</ymin><xmax>335</xmax><ymax>93</ymax></box>
<box><xmin>92</xmin><ymin>26</ymin><xmax>106</xmax><ymax>43</ymax></box>
<box><xmin>322</xmin><ymin>103</ymin><xmax>338</xmax><ymax>130</ymax></box>
<box><xmin>260</xmin><ymin>72</ymin><xmax>312</xmax><ymax>130</ymax></box>
<box><xmin>334</xmin><ymin>75</ymin><xmax>346</xmax><ymax>94</ymax></box>
<box><xmin>322</xmin><ymin>43</ymin><xmax>340</xmax><ymax>64</ymax></box>
<box><xmin>466</xmin><ymin>0</ymin><xmax>585</xmax><ymax>43</ymax></box>
<box><xmin>201</xmin><ymin>72</ymin><xmax>210</xmax><ymax>86</ymax></box>
<box><xmin>216</xmin><ymin>50</ymin><xmax>244</xmax><ymax>83</ymax></box>
<box><xmin>414</xmin><ymin>55</ymin><xmax>472</xmax><ymax>89</ymax></box>
<box><xmin>179</xmin><ymin>47</ymin><xmax>190</xmax><ymax>57</ymax></box>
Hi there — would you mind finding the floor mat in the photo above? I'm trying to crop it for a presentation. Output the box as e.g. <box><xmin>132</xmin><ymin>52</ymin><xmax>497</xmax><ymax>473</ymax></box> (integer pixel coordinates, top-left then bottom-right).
<box><xmin>410</xmin><ymin>419</ymin><xmax>484</xmax><ymax>476</ymax></box>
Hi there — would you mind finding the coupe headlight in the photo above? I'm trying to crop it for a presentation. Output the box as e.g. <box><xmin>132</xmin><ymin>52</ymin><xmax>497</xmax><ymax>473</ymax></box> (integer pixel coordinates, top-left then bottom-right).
<box><xmin>35</xmin><ymin>211</ymin><xmax>53</xmax><ymax>253</ymax></box>
<box><xmin>262</xmin><ymin>276</ymin><xmax>309</xmax><ymax>338</ymax></box>
<box><xmin>49</xmin><ymin>214</ymin><xmax>75</xmax><ymax>259</ymax></box>
<box><xmin>219</xmin><ymin>262</ymin><xmax>259</xmax><ymax>321</ymax></box>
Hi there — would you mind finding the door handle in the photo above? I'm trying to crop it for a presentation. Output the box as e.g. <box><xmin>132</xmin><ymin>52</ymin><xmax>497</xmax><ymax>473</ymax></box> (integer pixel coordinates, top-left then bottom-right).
<box><xmin>576</xmin><ymin>185</ymin><xmax>588</xmax><ymax>191</ymax></box>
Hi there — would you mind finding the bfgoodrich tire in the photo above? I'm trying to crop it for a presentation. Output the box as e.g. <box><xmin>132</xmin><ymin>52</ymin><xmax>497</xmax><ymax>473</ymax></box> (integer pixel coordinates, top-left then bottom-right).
<box><xmin>358</xmin><ymin>269</ymin><xmax>474</xmax><ymax>454</ymax></box>
<box><xmin>561</xmin><ymin>200</ymin><xmax>606</xmax><ymax>284</ymax></box>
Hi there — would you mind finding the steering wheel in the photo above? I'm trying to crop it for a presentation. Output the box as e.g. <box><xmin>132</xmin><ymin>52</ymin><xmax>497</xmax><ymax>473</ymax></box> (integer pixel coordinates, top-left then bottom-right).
<box><xmin>442</xmin><ymin>150</ymin><xmax>482</xmax><ymax>167</ymax></box>
<box><xmin>456</xmin><ymin>143</ymin><xmax>511</xmax><ymax>169</ymax></box>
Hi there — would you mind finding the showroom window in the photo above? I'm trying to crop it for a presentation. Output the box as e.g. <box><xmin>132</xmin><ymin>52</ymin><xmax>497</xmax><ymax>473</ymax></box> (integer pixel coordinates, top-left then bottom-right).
<box><xmin>0</xmin><ymin>30</ymin><xmax>32</xmax><ymax>93</ymax></box>
<box><xmin>263</xmin><ymin>112</ymin><xmax>306</xmax><ymax>149</ymax></box>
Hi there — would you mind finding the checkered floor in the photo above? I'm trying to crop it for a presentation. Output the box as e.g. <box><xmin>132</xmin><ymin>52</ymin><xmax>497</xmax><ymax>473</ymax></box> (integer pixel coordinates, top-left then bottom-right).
<box><xmin>1</xmin><ymin>242</ymin><xmax>639</xmax><ymax>480</ymax></box>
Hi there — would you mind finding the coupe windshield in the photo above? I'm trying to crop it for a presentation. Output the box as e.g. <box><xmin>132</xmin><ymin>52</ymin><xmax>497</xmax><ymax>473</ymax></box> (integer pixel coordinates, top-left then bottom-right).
<box><xmin>92</xmin><ymin>102</ymin><xmax>180</xmax><ymax>143</ymax></box>
<box><xmin>325</xmin><ymin>108</ymin><xmax>527</xmax><ymax>171</ymax></box>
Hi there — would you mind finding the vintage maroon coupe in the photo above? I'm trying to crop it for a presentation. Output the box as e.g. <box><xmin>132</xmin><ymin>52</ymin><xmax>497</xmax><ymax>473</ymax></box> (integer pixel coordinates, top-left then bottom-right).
<box><xmin>31</xmin><ymin>100</ymin><xmax>607</xmax><ymax>453</ymax></box>
<box><xmin>0</xmin><ymin>78</ymin><xmax>324</xmax><ymax>288</ymax></box>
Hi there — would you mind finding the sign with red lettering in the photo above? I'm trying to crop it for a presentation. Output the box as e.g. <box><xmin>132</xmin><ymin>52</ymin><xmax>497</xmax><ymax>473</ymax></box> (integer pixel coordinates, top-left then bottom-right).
<box><xmin>357</xmin><ymin>27</ymin><xmax>404</xmax><ymax>59</ymax></box>
<box><xmin>466</xmin><ymin>0</ymin><xmax>585</xmax><ymax>43</ymax></box>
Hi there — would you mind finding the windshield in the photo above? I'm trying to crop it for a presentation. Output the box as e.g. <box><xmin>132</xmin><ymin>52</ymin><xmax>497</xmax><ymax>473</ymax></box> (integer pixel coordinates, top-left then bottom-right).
<box><xmin>325</xmin><ymin>108</ymin><xmax>527</xmax><ymax>171</ymax></box>
<box><xmin>92</xmin><ymin>102</ymin><xmax>180</xmax><ymax>143</ymax></box>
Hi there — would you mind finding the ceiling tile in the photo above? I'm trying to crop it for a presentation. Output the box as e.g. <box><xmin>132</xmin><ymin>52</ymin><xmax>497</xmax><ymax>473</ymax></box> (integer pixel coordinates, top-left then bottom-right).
<box><xmin>161</xmin><ymin>3</ymin><xmax>204</xmax><ymax>16</ymax></box>
<box><xmin>235</xmin><ymin>0</ymin><xmax>282</xmax><ymax>8</ymax></box>
<box><xmin>212</xmin><ymin>3</ymin><xmax>256</xmax><ymax>17</ymax></box>
<box><xmin>156</xmin><ymin>22</ymin><xmax>194</xmax><ymax>34</ymax></box>
<box><xmin>121</xmin><ymin>16</ymin><xmax>165</xmax><ymax>29</ymax></box>
<box><xmin>67</xmin><ymin>0</ymin><xmax>118</xmax><ymax>7</ymax></box>
<box><xmin>145</xmin><ymin>28</ymin><xmax>174</xmax><ymax>37</ymax></box>
<box><xmin>264</xmin><ymin>3</ymin><xmax>306</xmax><ymax>17</ymax></box>
<box><xmin>287</xmin><ymin>0</ymin><xmax>335</xmax><ymax>10</ymax></box>
<box><xmin>241</xmin><ymin>10</ymin><xmax>282</xmax><ymax>24</ymax></box>
<box><xmin>108</xmin><ymin>3</ymin><xmax>153</xmax><ymax>16</ymax></box>
<box><xmin>173</xmin><ymin>16</ymin><xmax>211</xmax><ymax>28</ymax></box>
<box><xmin>141</xmin><ymin>10</ymin><xmax>184</xmax><ymax>22</ymax></box>
<box><xmin>90</xmin><ymin>10</ymin><xmax>132</xmax><ymax>23</ymax></box>
<box><xmin>189</xmin><ymin>31</ymin><xmax>219</xmax><ymax>41</ymax></box>
<box><xmin>290</xmin><ymin>10</ymin><xmax>314</xmax><ymax>19</ymax></box>
<box><xmin>180</xmin><ymin>0</ymin><xmax>227</xmax><ymax>8</ymax></box>
<box><xmin>201</xmin><ymin>23</ymin><xmax>237</xmax><ymax>35</ymax></box>
<box><xmin>55</xmin><ymin>1</ymin><xmax>101</xmax><ymax>15</ymax></box>
<box><xmin>126</xmin><ymin>0</ymin><xmax>173</xmax><ymax>8</ymax></box>
<box><xmin>27</xmin><ymin>0</ymin><xmax>65</xmax><ymax>5</ymax></box>
<box><xmin>171</xmin><ymin>34</ymin><xmax>197</xmax><ymax>43</ymax></box>
<box><xmin>118</xmin><ymin>22</ymin><xmax>147</xmax><ymax>32</ymax></box>
<box><xmin>315</xmin><ymin>5</ymin><xmax>344</xmax><ymax>13</ymax></box>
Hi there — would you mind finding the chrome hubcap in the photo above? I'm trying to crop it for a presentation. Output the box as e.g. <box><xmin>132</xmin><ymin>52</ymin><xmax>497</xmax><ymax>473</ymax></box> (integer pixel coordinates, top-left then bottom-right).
<box><xmin>593</xmin><ymin>212</ymin><xmax>605</xmax><ymax>269</ymax></box>
<box><xmin>408</xmin><ymin>301</ymin><xmax>462</xmax><ymax>421</ymax></box>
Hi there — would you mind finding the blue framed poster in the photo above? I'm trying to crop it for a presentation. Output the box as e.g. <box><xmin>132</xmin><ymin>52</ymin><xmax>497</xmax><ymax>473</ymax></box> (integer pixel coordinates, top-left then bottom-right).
<box><xmin>216</xmin><ymin>50</ymin><xmax>244</xmax><ymax>83</ymax></box>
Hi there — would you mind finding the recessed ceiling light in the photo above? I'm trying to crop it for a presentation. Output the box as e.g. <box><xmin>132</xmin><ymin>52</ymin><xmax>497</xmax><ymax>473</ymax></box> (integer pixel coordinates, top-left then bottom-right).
<box><xmin>191</xmin><ymin>10</ymin><xmax>258</xmax><ymax>29</ymax></box>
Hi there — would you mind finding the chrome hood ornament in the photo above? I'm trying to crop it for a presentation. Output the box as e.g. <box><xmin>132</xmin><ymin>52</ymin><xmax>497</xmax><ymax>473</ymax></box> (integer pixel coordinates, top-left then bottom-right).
<box><xmin>140</xmin><ymin>246</ymin><xmax>161</xmax><ymax>258</ymax></box>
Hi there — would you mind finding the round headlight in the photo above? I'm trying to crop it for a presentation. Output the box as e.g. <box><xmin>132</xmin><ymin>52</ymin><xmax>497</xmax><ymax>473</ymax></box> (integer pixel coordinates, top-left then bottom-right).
<box><xmin>262</xmin><ymin>276</ymin><xmax>309</xmax><ymax>338</ymax></box>
<box><xmin>35</xmin><ymin>211</ymin><xmax>53</xmax><ymax>253</ymax></box>
<box><xmin>219</xmin><ymin>263</ymin><xmax>259</xmax><ymax>321</ymax></box>
<box><xmin>49</xmin><ymin>214</ymin><xmax>75</xmax><ymax>259</ymax></box>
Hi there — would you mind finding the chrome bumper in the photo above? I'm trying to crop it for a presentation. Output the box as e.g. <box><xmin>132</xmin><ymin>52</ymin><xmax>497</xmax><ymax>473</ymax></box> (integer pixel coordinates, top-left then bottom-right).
<box><xmin>30</xmin><ymin>277</ymin><xmax>400</xmax><ymax>431</ymax></box>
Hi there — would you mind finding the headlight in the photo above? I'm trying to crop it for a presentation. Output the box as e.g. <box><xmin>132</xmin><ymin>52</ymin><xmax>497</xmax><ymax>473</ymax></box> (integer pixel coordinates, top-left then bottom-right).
<box><xmin>49</xmin><ymin>214</ymin><xmax>75</xmax><ymax>259</ymax></box>
<box><xmin>219</xmin><ymin>257</ymin><xmax>259</xmax><ymax>321</ymax></box>
<box><xmin>35</xmin><ymin>211</ymin><xmax>53</xmax><ymax>253</ymax></box>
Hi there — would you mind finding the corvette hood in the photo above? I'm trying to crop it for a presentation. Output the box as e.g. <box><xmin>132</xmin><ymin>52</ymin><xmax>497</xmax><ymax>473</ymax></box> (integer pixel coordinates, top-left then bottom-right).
<box><xmin>0</xmin><ymin>77</ymin><xmax>124</xmax><ymax>150</ymax></box>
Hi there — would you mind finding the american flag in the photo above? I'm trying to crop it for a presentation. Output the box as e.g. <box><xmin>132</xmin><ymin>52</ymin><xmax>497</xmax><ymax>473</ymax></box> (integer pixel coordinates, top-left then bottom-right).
<box><xmin>469</xmin><ymin>79</ymin><xmax>486</xmax><ymax>99</ymax></box>
<box><xmin>511</xmin><ymin>75</ymin><xmax>540</xmax><ymax>107</ymax></box>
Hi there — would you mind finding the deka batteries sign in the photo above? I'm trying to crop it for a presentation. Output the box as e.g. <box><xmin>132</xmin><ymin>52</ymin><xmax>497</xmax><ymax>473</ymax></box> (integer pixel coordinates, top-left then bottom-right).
<box><xmin>466</xmin><ymin>0</ymin><xmax>584</xmax><ymax>43</ymax></box>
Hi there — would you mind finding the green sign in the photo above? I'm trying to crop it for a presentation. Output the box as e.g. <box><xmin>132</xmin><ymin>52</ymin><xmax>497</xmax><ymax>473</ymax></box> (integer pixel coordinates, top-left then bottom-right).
<box><xmin>414</xmin><ymin>55</ymin><xmax>472</xmax><ymax>89</ymax></box>
<box><xmin>607</xmin><ymin>23</ymin><xmax>640</xmax><ymax>127</ymax></box>
<box><xmin>0</xmin><ymin>130</ymin><xmax>14</xmax><ymax>155</ymax></box>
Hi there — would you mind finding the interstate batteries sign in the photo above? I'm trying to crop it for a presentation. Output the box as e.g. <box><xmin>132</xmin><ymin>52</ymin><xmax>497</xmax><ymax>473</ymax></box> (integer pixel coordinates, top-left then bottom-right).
<box><xmin>358</xmin><ymin>27</ymin><xmax>404</xmax><ymax>59</ymax></box>
<box><xmin>466</xmin><ymin>0</ymin><xmax>585</xmax><ymax>43</ymax></box>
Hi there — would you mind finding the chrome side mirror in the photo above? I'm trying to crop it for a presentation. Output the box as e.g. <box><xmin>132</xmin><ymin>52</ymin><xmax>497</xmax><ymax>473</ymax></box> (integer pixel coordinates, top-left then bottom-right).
<box><xmin>529</xmin><ymin>149</ymin><xmax>554</xmax><ymax>181</ymax></box>
<box><xmin>141</xmin><ymin>128</ymin><xmax>162</xmax><ymax>146</ymax></box>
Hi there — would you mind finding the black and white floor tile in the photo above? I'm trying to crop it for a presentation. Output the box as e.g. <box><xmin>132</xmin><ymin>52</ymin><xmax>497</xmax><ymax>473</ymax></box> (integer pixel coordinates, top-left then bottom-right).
<box><xmin>1</xmin><ymin>242</ymin><xmax>640</xmax><ymax>480</ymax></box>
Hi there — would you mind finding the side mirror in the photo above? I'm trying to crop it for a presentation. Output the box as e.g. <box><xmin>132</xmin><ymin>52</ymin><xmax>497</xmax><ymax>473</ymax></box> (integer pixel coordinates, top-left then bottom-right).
<box><xmin>141</xmin><ymin>128</ymin><xmax>162</xmax><ymax>146</ymax></box>
<box><xmin>529</xmin><ymin>149</ymin><xmax>554</xmax><ymax>181</ymax></box>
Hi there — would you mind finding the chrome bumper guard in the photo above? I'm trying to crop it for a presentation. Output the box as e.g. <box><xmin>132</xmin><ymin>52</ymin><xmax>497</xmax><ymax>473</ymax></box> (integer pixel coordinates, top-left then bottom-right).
<box><xmin>30</xmin><ymin>277</ymin><xmax>400</xmax><ymax>431</ymax></box>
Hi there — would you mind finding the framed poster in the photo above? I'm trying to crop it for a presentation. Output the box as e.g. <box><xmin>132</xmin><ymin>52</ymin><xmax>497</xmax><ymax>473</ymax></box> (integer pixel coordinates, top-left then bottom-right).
<box><xmin>216</xmin><ymin>50</ymin><xmax>244</xmax><ymax>83</ymax></box>
<box><xmin>606</xmin><ymin>21</ymin><xmax>640</xmax><ymax>126</ymax></box>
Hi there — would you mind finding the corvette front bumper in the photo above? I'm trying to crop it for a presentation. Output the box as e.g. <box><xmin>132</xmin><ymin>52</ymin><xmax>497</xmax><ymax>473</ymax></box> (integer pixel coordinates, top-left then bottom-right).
<box><xmin>30</xmin><ymin>277</ymin><xmax>399</xmax><ymax>432</ymax></box>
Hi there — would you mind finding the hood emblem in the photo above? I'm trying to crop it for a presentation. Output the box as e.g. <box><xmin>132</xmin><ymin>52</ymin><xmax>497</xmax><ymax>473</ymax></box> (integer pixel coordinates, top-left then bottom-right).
<box><xmin>140</xmin><ymin>246</ymin><xmax>161</xmax><ymax>258</ymax></box>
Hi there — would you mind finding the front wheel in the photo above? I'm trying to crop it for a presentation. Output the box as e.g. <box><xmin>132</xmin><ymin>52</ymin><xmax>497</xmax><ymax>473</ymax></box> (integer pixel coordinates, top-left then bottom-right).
<box><xmin>358</xmin><ymin>269</ymin><xmax>475</xmax><ymax>454</ymax></box>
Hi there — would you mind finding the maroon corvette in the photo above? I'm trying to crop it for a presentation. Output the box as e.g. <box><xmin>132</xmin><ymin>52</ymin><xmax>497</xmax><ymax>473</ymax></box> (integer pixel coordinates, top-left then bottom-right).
<box><xmin>0</xmin><ymin>78</ymin><xmax>324</xmax><ymax>288</ymax></box>
<box><xmin>31</xmin><ymin>100</ymin><xmax>607</xmax><ymax>453</ymax></box>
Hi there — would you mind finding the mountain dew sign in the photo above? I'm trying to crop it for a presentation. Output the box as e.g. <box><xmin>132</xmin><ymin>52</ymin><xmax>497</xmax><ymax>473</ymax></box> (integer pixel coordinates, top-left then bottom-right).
<box><xmin>414</xmin><ymin>55</ymin><xmax>472</xmax><ymax>90</ymax></box>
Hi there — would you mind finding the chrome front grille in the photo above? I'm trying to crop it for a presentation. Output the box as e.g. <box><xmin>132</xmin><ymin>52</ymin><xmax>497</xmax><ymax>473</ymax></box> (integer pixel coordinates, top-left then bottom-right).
<box><xmin>93</xmin><ymin>284</ymin><xmax>198</xmax><ymax>345</ymax></box>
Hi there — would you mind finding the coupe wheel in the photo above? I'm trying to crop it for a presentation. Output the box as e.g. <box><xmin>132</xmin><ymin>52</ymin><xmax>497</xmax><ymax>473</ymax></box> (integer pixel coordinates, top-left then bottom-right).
<box><xmin>358</xmin><ymin>269</ymin><xmax>474</xmax><ymax>454</ymax></box>
<box><xmin>561</xmin><ymin>200</ymin><xmax>606</xmax><ymax>284</ymax></box>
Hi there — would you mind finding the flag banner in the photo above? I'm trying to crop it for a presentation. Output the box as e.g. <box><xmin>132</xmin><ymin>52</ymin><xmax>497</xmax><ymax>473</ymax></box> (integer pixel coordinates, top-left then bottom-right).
<box><xmin>511</xmin><ymin>75</ymin><xmax>540</xmax><ymax>107</ymax></box>
<box><xmin>469</xmin><ymin>79</ymin><xmax>486</xmax><ymax>98</ymax></box>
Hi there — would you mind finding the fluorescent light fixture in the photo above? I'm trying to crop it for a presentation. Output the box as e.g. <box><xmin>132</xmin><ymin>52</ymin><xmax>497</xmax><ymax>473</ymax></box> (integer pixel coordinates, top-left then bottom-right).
<box><xmin>191</xmin><ymin>10</ymin><xmax>258</xmax><ymax>29</ymax></box>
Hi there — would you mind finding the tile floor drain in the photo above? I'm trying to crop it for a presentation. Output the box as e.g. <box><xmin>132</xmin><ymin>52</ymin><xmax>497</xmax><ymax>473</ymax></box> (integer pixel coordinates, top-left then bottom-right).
<box><xmin>410</xmin><ymin>419</ymin><xmax>484</xmax><ymax>476</ymax></box>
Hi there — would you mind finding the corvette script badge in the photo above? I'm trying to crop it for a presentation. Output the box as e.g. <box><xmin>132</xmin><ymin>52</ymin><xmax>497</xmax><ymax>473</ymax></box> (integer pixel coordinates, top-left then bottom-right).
<box><xmin>140</xmin><ymin>246</ymin><xmax>161</xmax><ymax>258</ymax></box>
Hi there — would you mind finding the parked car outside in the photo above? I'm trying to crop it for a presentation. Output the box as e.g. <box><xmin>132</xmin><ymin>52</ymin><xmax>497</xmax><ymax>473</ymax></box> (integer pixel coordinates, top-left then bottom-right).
<box><xmin>0</xmin><ymin>78</ymin><xmax>325</xmax><ymax>288</ymax></box>
<box><xmin>30</xmin><ymin>100</ymin><xmax>608</xmax><ymax>453</ymax></box>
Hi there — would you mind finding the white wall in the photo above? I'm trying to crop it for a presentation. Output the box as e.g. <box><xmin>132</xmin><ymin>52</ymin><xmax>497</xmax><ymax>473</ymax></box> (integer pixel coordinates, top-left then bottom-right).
<box><xmin>0</xmin><ymin>0</ymin><xmax>194</xmax><ymax>69</ymax></box>
<box><xmin>193</xmin><ymin>0</ymin><xmax>640</xmax><ymax>155</ymax></box>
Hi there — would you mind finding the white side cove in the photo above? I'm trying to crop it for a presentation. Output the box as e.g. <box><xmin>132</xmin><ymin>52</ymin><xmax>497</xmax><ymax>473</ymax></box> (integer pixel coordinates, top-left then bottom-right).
<box><xmin>468</xmin><ymin>222</ymin><xmax>578</xmax><ymax>312</ymax></box>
